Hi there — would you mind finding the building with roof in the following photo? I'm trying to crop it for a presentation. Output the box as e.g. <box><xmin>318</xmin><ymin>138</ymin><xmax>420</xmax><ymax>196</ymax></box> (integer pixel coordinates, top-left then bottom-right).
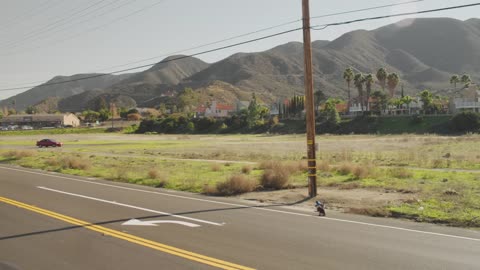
<box><xmin>450</xmin><ymin>84</ymin><xmax>480</xmax><ymax>113</ymax></box>
<box><xmin>0</xmin><ymin>113</ymin><xmax>80</xmax><ymax>128</ymax></box>
<box><xmin>195</xmin><ymin>101</ymin><xmax>235</xmax><ymax>118</ymax></box>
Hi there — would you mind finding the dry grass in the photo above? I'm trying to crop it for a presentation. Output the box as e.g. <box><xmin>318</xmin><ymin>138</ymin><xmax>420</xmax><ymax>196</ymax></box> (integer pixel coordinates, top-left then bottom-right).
<box><xmin>388</xmin><ymin>167</ymin><xmax>413</xmax><ymax>179</ymax></box>
<box><xmin>261</xmin><ymin>169</ymin><xmax>290</xmax><ymax>190</ymax></box>
<box><xmin>337</xmin><ymin>163</ymin><xmax>356</xmax><ymax>176</ymax></box>
<box><xmin>241</xmin><ymin>165</ymin><xmax>252</xmax><ymax>174</ymax></box>
<box><xmin>147</xmin><ymin>168</ymin><xmax>168</xmax><ymax>183</ymax></box>
<box><xmin>59</xmin><ymin>156</ymin><xmax>91</xmax><ymax>170</ymax></box>
<box><xmin>211</xmin><ymin>163</ymin><xmax>222</xmax><ymax>172</ymax></box>
<box><xmin>205</xmin><ymin>174</ymin><xmax>256</xmax><ymax>196</ymax></box>
<box><xmin>4</xmin><ymin>150</ymin><xmax>36</xmax><ymax>159</ymax></box>
<box><xmin>339</xmin><ymin>182</ymin><xmax>361</xmax><ymax>190</ymax></box>
<box><xmin>317</xmin><ymin>161</ymin><xmax>331</xmax><ymax>172</ymax></box>
<box><xmin>347</xmin><ymin>207</ymin><xmax>391</xmax><ymax>217</ymax></box>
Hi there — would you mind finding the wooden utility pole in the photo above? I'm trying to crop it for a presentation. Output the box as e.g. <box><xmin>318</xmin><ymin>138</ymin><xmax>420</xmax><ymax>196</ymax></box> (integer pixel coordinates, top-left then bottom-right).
<box><xmin>302</xmin><ymin>0</ymin><xmax>317</xmax><ymax>197</ymax></box>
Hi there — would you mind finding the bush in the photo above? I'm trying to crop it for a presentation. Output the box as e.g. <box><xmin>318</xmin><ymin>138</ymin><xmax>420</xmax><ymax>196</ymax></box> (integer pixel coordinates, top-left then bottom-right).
<box><xmin>241</xmin><ymin>165</ymin><xmax>252</xmax><ymax>174</ymax></box>
<box><xmin>211</xmin><ymin>163</ymin><xmax>222</xmax><ymax>172</ymax></box>
<box><xmin>147</xmin><ymin>168</ymin><xmax>168</xmax><ymax>181</ymax></box>
<box><xmin>388</xmin><ymin>167</ymin><xmax>413</xmax><ymax>179</ymax></box>
<box><xmin>337</xmin><ymin>163</ymin><xmax>355</xmax><ymax>176</ymax></box>
<box><xmin>450</xmin><ymin>112</ymin><xmax>480</xmax><ymax>132</ymax></box>
<box><xmin>4</xmin><ymin>150</ymin><xmax>36</xmax><ymax>159</ymax></box>
<box><xmin>206</xmin><ymin>175</ymin><xmax>256</xmax><ymax>196</ymax></box>
<box><xmin>59</xmin><ymin>156</ymin><xmax>91</xmax><ymax>170</ymax></box>
<box><xmin>260</xmin><ymin>168</ymin><xmax>290</xmax><ymax>190</ymax></box>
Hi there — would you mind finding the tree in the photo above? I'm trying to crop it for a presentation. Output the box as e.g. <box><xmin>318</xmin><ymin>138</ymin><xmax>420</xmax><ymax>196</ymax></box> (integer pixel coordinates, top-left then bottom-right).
<box><xmin>401</xmin><ymin>95</ymin><xmax>415</xmax><ymax>114</ymax></box>
<box><xmin>461</xmin><ymin>74</ymin><xmax>472</xmax><ymax>88</ymax></box>
<box><xmin>98</xmin><ymin>108</ymin><xmax>111</xmax><ymax>122</ymax></box>
<box><xmin>370</xmin><ymin>90</ymin><xmax>388</xmax><ymax>114</ymax></box>
<box><xmin>323</xmin><ymin>98</ymin><xmax>341</xmax><ymax>126</ymax></box>
<box><xmin>354</xmin><ymin>73</ymin><xmax>365</xmax><ymax>112</ymax></box>
<box><xmin>178</xmin><ymin>87</ymin><xmax>199</xmax><ymax>112</ymax></box>
<box><xmin>93</xmin><ymin>96</ymin><xmax>108</xmax><ymax>112</ymax></box>
<box><xmin>419</xmin><ymin>89</ymin><xmax>434</xmax><ymax>114</ymax></box>
<box><xmin>109</xmin><ymin>103</ymin><xmax>118</xmax><ymax>119</ymax></box>
<box><xmin>0</xmin><ymin>111</ymin><xmax>3</xmax><ymax>120</ymax></box>
<box><xmin>387</xmin><ymin>73</ymin><xmax>400</xmax><ymax>97</ymax></box>
<box><xmin>2</xmin><ymin>106</ymin><xmax>8</xmax><ymax>116</ymax></box>
<box><xmin>127</xmin><ymin>113</ymin><xmax>142</xmax><ymax>121</ymax></box>
<box><xmin>25</xmin><ymin>106</ymin><xmax>36</xmax><ymax>114</ymax></box>
<box><xmin>376</xmin><ymin>68</ymin><xmax>388</xmax><ymax>91</ymax></box>
<box><xmin>82</xmin><ymin>110</ymin><xmax>100</xmax><ymax>122</ymax></box>
<box><xmin>314</xmin><ymin>90</ymin><xmax>326</xmax><ymax>113</ymax></box>
<box><xmin>364</xmin><ymin>73</ymin><xmax>374</xmax><ymax>111</ymax></box>
<box><xmin>450</xmin><ymin>75</ymin><xmax>460</xmax><ymax>89</ymax></box>
<box><xmin>343</xmin><ymin>67</ymin><xmax>354</xmax><ymax>113</ymax></box>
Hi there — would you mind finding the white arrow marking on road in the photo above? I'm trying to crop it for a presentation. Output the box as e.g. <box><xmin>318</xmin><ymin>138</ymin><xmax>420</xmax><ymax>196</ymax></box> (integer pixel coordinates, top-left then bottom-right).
<box><xmin>37</xmin><ymin>186</ymin><xmax>224</xmax><ymax>226</ymax></box>
<box><xmin>122</xmin><ymin>219</ymin><xmax>200</xmax><ymax>227</ymax></box>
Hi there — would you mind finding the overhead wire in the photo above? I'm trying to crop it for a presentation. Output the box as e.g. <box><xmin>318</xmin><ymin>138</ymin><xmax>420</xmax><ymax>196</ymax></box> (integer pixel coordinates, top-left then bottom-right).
<box><xmin>0</xmin><ymin>0</ymin><xmax>61</xmax><ymax>32</ymax></box>
<box><xmin>2</xmin><ymin>1</ymin><xmax>478</xmax><ymax>93</ymax></box>
<box><xmin>0</xmin><ymin>0</ymin><xmax>132</xmax><ymax>50</ymax></box>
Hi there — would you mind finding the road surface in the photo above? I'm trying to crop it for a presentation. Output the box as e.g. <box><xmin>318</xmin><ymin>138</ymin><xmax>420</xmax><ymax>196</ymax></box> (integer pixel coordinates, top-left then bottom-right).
<box><xmin>0</xmin><ymin>165</ymin><xmax>479</xmax><ymax>270</ymax></box>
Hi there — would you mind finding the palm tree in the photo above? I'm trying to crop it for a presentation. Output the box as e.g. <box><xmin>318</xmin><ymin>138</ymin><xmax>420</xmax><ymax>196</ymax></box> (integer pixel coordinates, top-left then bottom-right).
<box><xmin>376</xmin><ymin>68</ymin><xmax>388</xmax><ymax>91</ymax></box>
<box><xmin>401</xmin><ymin>95</ymin><xmax>414</xmax><ymax>114</ymax></box>
<box><xmin>387</xmin><ymin>73</ymin><xmax>400</xmax><ymax>97</ymax></box>
<box><xmin>343</xmin><ymin>67</ymin><xmax>354</xmax><ymax>114</ymax></box>
<box><xmin>354</xmin><ymin>73</ymin><xmax>365</xmax><ymax>112</ymax></box>
<box><xmin>364</xmin><ymin>73</ymin><xmax>374</xmax><ymax>111</ymax></box>
<box><xmin>460</xmin><ymin>74</ymin><xmax>472</xmax><ymax>88</ymax></box>
<box><xmin>450</xmin><ymin>75</ymin><xmax>460</xmax><ymax>89</ymax></box>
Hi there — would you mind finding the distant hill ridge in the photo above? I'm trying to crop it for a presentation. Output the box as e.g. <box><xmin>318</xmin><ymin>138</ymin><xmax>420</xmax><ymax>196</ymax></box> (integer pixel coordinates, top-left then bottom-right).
<box><xmin>4</xmin><ymin>17</ymin><xmax>480</xmax><ymax>112</ymax></box>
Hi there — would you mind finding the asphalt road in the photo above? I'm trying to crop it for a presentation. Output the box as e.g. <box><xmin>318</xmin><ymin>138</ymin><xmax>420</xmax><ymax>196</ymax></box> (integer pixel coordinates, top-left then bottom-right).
<box><xmin>0</xmin><ymin>165</ymin><xmax>479</xmax><ymax>270</ymax></box>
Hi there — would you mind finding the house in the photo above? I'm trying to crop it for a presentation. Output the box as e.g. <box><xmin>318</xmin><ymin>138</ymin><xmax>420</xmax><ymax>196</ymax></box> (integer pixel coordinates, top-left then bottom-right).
<box><xmin>196</xmin><ymin>101</ymin><xmax>235</xmax><ymax>118</ymax></box>
<box><xmin>450</xmin><ymin>84</ymin><xmax>480</xmax><ymax>113</ymax></box>
<box><xmin>0</xmin><ymin>113</ymin><xmax>80</xmax><ymax>128</ymax></box>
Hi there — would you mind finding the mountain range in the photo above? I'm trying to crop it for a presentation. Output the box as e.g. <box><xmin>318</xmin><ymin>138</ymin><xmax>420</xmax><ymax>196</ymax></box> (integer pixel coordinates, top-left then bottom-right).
<box><xmin>2</xmin><ymin>17</ymin><xmax>480</xmax><ymax>112</ymax></box>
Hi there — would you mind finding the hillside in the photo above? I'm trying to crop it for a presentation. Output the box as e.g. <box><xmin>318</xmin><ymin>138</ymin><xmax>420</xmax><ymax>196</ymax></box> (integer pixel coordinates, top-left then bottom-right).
<box><xmin>0</xmin><ymin>73</ymin><xmax>131</xmax><ymax>111</ymax></box>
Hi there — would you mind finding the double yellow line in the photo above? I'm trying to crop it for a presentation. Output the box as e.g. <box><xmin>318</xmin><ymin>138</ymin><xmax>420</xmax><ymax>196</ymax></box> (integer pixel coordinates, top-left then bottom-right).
<box><xmin>0</xmin><ymin>196</ymin><xmax>254</xmax><ymax>270</ymax></box>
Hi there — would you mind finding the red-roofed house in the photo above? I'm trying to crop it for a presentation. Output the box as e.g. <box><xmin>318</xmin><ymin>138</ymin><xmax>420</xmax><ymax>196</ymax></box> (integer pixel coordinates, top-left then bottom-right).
<box><xmin>196</xmin><ymin>101</ymin><xmax>235</xmax><ymax>118</ymax></box>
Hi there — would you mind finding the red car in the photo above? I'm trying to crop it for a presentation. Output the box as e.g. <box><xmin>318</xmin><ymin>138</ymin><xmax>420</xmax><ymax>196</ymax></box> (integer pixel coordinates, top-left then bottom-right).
<box><xmin>36</xmin><ymin>139</ymin><xmax>63</xmax><ymax>148</ymax></box>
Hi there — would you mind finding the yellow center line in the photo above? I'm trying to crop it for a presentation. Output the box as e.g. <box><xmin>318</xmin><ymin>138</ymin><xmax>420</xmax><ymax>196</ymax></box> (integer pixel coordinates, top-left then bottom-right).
<box><xmin>0</xmin><ymin>196</ymin><xmax>255</xmax><ymax>270</ymax></box>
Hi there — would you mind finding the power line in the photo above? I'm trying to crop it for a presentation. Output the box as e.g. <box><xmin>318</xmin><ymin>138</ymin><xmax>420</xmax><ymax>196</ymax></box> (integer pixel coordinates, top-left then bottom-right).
<box><xmin>2</xmin><ymin>0</ymin><xmax>422</xmax><ymax>58</ymax></box>
<box><xmin>0</xmin><ymin>27</ymin><xmax>302</xmax><ymax>92</ymax></box>
<box><xmin>2</xmin><ymin>0</ymin><xmax>468</xmax><ymax>93</ymax></box>
<box><xmin>0</xmin><ymin>0</ymin><xmax>131</xmax><ymax>50</ymax></box>
<box><xmin>312</xmin><ymin>2</ymin><xmax>480</xmax><ymax>30</ymax></box>
<box><xmin>0</xmin><ymin>0</ymin><xmax>61</xmax><ymax>32</ymax></box>
<box><xmin>1</xmin><ymin>0</ymin><xmax>167</xmax><ymax>56</ymax></box>
<box><xmin>311</xmin><ymin>0</ymin><xmax>424</xmax><ymax>19</ymax></box>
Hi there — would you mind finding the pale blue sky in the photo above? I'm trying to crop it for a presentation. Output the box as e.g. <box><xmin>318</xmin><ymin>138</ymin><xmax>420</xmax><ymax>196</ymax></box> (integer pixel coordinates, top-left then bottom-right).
<box><xmin>1</xmin><ymin>0</ymin><xmax>479</xmax><ymax>100</ymax></box>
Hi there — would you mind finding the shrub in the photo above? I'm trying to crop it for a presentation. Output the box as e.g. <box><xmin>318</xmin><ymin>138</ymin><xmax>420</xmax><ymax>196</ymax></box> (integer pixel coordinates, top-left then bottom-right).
<box><xmin>147</xmin><ymin>168</ymin><xmax>168</xmax><ymax>181</ymax></box>
<box><xmin>208</xmin><ymin>175</ymin><xmax>256</xmax><ymax>196</ymax></box>
<box><xmin>4</xmin><ymin>150</ymin><xmax>36</xmax><ymax>159</ymax></box>
<box><xmin>388</xmin><ymin>167</ymin><xmax>413</xmax><ymax>179</ymax></box>
<box><xmin>317</xmin><ymin>161</ymin><xmax>331</xmax><ymax>172</ymax></box>
<box><xmin>241</xmin><ymin>165</ymin><xmax>252</xmax><ymax>174</ymax></box>
<box><xmin>337</xmin><ymin>163</ymin><xmax>355</xmax><ymax>176</ymax></box>
<box><xmin>211</xmin><ymin>163</ymin><xmax>222</xmax><ymax>172</ymax></box>
<box><xmin>450</xmin><ymin>111</ymin><xmax>480</xmax><ymax>132</ymax></box>
<box><xmin>260</xmin><ymin>168</ymin><xmax>290</xmax><ymax>190</ymax></box>
<box><xmin>60</xmin><ymin>156</ymin><xmax>91</xmax><ymax>170</ymax></box>
<box><xmin>127</xmin><ymin>113</ymin><xmax>142</xmax><ymax>121</ymax></box>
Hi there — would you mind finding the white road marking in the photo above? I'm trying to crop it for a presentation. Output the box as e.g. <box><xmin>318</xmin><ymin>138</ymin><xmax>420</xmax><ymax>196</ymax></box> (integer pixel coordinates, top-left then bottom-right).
<box><xmin>1</xmin><ymin>166</ymin><xmax>479</xmax><ymax>242</ymax></box>
<box><xmin>122</xmin><ymin>218</ymin><xmax>200</xmax><ymax>227</ymax></box>
<box><xmin>37</xmin><ymin>186</ymin><xmax>224</xmax><ymax>226</ymax></box>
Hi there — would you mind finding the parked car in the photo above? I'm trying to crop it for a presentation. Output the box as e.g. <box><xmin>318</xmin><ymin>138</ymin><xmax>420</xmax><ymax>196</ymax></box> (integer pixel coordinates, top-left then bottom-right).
<box><xmin>36</xmin><ymin>139</ymin><xmax>63</xmax><ymax>148</ymax></box>
<box><xmin>21</xmin><ymin>125</ymin><xmax>33</xmax><ymax>130</ymax></box>
<box><xmin>0</xmin><ymin>126</ymin><xmax>8</xmax><ymax>131</ymax></box>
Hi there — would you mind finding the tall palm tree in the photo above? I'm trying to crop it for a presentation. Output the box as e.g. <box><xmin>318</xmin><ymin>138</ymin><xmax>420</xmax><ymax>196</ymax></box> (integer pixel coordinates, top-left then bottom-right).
<box><xmin>376</xmin><ymin>68</ymin><xmax>388</xmax><ymax>91</ymax></box>
<box><xmin>354</xmin><ymin>73</ymin><xmax>365</xmax><ymax>112</ymax></box>
<box><xmin>461</xmin><ymin>74</ymin><xmax>472</xmax><ymax>88</ymax></box>
<box><xmin>450</xmin><ymin>75</ymin><xmax>460</xmax><ymax>89</ymax></box>
<box><xmin>387</xmin><ymin>73</ymin><xmax>400</xmax><ymax>97</ymax></box>
<box><xmin>343</xmin><ymin>67</ymin><xmax>354</xmax><ymax>114</ymax></box>
<box><xmin>364</xmin><ymin>73</ymin><xmax>374</xmax><ymax>111</ymax></box>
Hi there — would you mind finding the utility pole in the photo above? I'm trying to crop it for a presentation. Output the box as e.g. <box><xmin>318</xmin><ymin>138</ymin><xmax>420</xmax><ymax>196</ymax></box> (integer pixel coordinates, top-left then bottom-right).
<box><xmin>302</xmin><ymin>0</ymin><xmax>317</xmax><ymax>197</ymax></box>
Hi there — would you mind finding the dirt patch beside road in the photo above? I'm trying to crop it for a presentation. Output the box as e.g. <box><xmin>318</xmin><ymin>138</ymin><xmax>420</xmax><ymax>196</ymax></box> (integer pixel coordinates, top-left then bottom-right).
<box><xmin>237</xmin><ymin>187</ymin><xmax>416</xmax><ymax>215</ymax></box>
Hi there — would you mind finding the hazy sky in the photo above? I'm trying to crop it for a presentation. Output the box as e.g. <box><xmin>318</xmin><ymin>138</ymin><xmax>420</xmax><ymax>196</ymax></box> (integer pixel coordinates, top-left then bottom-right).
<box><xmin>1</xmin><ymin>0</ymin><xmax>479</xmax><ymax>100</ymax></box>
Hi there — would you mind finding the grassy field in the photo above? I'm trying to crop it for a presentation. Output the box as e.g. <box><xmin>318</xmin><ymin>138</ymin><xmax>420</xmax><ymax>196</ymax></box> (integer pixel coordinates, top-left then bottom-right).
<box><xmin>0</xmin><ymin>128</ymin><xmax>108</xmax><ymax>136</ymax></box>
<box><xmin>1</xmin><ymin>133</ymin><xmax>479</xmax><ymax>227</ymax></box>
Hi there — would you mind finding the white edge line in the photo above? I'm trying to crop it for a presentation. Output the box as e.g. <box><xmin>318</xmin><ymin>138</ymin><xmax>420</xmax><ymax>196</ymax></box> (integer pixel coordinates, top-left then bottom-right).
<box><xmin>37</xmin><ymin>186</ymin><xmax>223</xmax><ymax>226</ymax></box>
<box><xmin>1</xmin><ymin>166</ymin><xmax>479</xmax><ymax>242</ymax></box>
